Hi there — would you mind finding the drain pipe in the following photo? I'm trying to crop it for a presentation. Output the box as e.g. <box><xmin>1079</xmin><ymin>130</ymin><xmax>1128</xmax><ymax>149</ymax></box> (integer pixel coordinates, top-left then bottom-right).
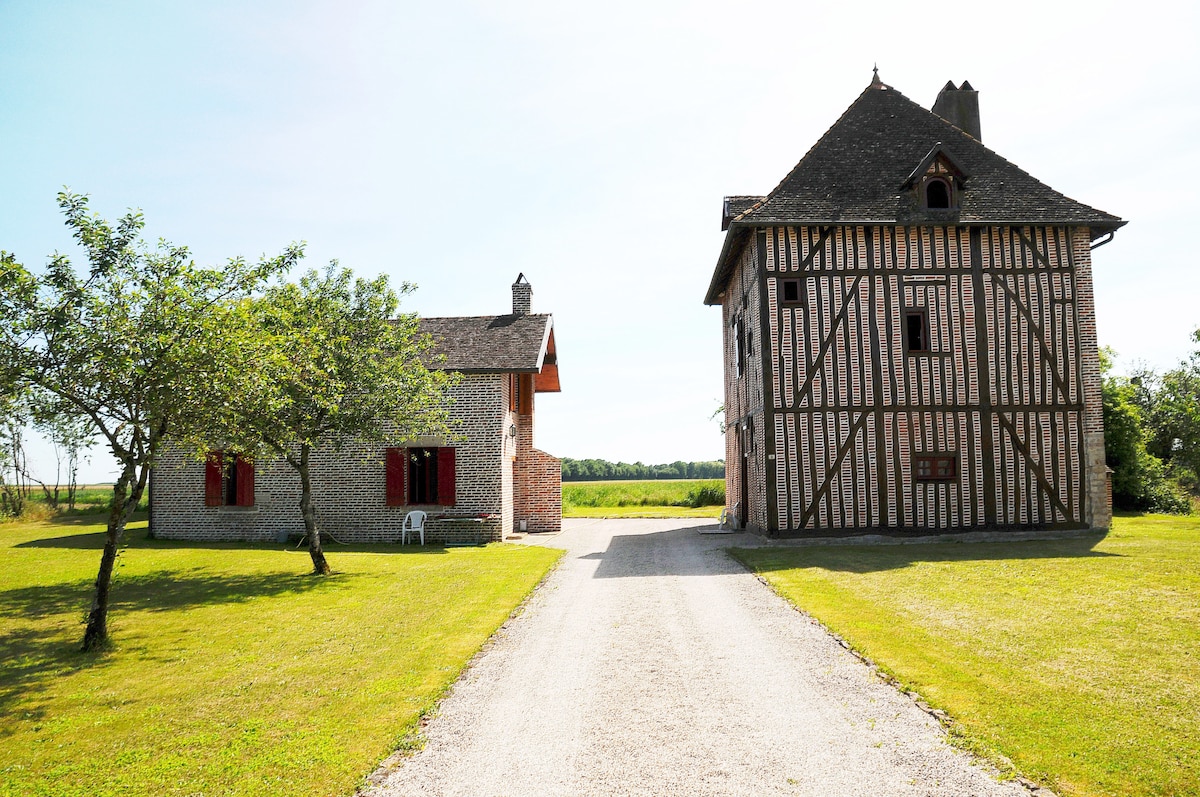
<box><xmin>1090</xmin><ymin>231</ymin><xmax>1115</xmax><ymax>250</ymax></box>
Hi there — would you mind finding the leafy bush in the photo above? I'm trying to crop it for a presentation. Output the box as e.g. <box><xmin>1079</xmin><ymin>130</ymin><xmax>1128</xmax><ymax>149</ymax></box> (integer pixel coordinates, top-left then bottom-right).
<box><xmin>1102</xmin><ymin>351</ymin><xmax>1191</xmax><ymax>514</ymax></box>
<box><xmin>679</xmin><ymin>484</ymin><xmax>725</xmax><ymax>507</ymax></box>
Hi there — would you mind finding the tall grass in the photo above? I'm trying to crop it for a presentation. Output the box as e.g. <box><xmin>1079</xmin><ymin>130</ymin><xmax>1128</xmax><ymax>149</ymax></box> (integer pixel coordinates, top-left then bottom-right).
<box><xmin>1</xmin><ymin>485</ymin><xmax>147</xmax><ymax>522</ymax></box>
<box><xmin>562</xmin><ymin>479</ymin><xmax>724</xmax><ymax>509</ymax></box>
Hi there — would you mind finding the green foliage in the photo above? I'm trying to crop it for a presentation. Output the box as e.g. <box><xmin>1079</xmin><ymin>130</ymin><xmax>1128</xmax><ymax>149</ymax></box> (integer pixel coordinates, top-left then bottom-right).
<box><xmin>1100</xmin><ymin>348</ymin><xmax>1191</xmax><ymax>513</ymax></box>
<box><xmin>0</xmin><ymin>384</ymin><xmax>30</xmax><ymax>518</ymax></box>
<box><xmin>0</xmin><ymin>193</ymin><xmax>297</xmax><ymax>475</ymax></box>
<box><xmin>214</xmin><ymin>263</ymin><xmax>458</xmax><ymax>573</ymax></box>
<box><xmin>561</xmin><ymin>457</ymin><xmax>725</xmax><ymax>481</ymax></box>
<box><xmin>0</xmin><ymin>516</ymin><xmax>561</xmax><ymax>797</ymax></box>
<box><xmin>682</xmin><ymin>483</ymin><xmax>725</xmax><ymax>507</ymax></box>
<box><xmin>1136</xmin><ymin>329</ymin><xmax>1200</xmax><ymax>496</ymax></box>
<box><xmin>0</xmin><ymin>191</ymin><xmax>299</xmax><ymax>646</ymax></box>
<box><xmin>234</xmin><ymin>264</ymin><xmax>456</xmax><ymax>454</ymax></box>
<box><xmin>732</xmin><ymin>513</ymin><xmax>1200</xmax><ymax>797</ymax></box>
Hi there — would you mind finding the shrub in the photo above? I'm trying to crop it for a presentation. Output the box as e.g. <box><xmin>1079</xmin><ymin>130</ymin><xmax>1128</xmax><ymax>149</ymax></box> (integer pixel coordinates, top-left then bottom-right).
<box><xmin>678</xmin><ymin>484</ymin><xmax>725</xmax><ymax>507</ymax></box>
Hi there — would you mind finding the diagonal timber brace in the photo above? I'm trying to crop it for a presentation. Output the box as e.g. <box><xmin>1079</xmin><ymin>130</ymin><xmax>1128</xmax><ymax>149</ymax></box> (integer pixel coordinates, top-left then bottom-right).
<box><xmin>798</xmin><ymin>412</ymin><xmax>869</xmax><ymax>528</ymax></box>
<box><xmin>795</xmin><ymin>274</ymin><xmax>864</xmax><ymax>406</ymax></box>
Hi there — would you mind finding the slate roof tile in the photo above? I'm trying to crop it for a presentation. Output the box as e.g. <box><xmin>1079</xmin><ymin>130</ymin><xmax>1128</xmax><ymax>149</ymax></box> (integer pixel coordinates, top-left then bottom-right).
<box><xmin>419</xmin><ymin>314</ymin><xmax>552</xmax><ymax>373</ymax></box>
<box><xmin>705</xmin><ymin>80</ymin><xmax>1125</xmax><ymax>304</ymax></box>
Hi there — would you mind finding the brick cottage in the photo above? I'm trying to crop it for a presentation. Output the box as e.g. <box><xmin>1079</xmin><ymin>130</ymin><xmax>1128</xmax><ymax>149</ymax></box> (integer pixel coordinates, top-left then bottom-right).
<box><xmin>707</xmin><ymin>72</ymin><xmax>1124</xmax><ymax>537</ymax></box>
<box><xmin>149</xmin><ymin>275</ymin><xmax>562</xmax><ymax>544</ymax></box>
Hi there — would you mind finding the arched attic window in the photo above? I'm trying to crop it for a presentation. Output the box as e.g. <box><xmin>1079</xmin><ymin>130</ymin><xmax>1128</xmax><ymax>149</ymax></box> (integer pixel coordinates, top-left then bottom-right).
<box><xmin>924</xmin><ymin>177</ymin><xmax>952</xmax><ymax>209</ymax></box>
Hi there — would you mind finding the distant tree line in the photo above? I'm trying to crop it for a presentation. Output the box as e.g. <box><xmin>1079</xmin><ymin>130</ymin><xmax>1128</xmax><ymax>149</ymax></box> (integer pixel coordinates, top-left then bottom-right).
<box><xmin>561</xmin><ymin>458</ymin><xmax>725</xmax><ymax>481</ymax></box>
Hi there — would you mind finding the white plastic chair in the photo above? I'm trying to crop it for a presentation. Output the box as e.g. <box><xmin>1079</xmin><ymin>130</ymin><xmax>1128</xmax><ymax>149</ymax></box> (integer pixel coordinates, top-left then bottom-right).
<box><xmin>719</xmin><ymin>503</ymin><xmax>740</xmax><ymax>531</ymax></box>
<box><xmin>402</xmin><ymin>510</ymin><xmax>427</xmax><ymax>545</ymax></box>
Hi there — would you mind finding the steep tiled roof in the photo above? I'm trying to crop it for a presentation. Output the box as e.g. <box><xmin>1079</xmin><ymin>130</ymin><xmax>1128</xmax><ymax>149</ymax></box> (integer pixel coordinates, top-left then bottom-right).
<box><xmin>419</xmin><ymin>314</ymin><xmax>553</xmax><ymax>373</ymax></box>
<box><xmin>705</xmin><ymin>80</ymin><xmax>1125</xmax><ymax>304</ymax></box>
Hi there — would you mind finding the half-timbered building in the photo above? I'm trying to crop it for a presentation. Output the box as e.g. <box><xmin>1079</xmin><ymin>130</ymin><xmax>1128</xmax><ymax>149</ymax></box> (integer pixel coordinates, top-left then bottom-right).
<box><xmin>706</xmin><ymin>73</ymin><xmax>1123</xmax><ymax>536</ymax></box>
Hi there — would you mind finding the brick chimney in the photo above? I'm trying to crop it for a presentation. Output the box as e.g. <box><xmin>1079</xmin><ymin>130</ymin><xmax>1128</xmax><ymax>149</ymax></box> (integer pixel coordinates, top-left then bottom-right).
<box><xmin>512</xmin><ymin>273</ymin><xmax>532</xmax><ymax>316</ymax></box>
<box><xmin>932</xmin><ymin>80</ymin><xmax>981</xmax><ymax>141</ymax></box>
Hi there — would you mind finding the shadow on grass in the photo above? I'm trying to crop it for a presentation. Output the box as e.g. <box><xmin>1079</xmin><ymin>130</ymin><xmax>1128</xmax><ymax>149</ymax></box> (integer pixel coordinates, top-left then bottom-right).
<box><xmin>14</xmin><ymin>524</ymin><xmax>450</xmax><ymax>555</ymax></box>
<box><xmin>732</xmin><ymin>533</ymin><xmax>1119</xmax><ymax>574</ymax></box>
<box><xmin>0</xmin><ymin>567</ymin><xmax>346</xmax><ymax>622</ymax></box>
<box><xmin>0</xmin><ymin>567</ymin><xmax>350</xmax><ymax>717</ymax></box>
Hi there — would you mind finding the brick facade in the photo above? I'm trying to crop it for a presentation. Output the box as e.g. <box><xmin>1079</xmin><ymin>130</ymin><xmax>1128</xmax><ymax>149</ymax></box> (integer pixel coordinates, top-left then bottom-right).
<box><xmin>722</xmin><ymin>234</ymin><xmax>769</xmax><ymax>532</ymax></box>
<box><xmin>151</xmin><ymin>365</ymin><xmax>561</xmax><ymax>545</ymax></box>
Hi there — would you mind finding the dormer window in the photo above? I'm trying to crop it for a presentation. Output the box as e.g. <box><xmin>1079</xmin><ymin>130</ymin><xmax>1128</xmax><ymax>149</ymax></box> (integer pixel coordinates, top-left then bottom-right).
<box><xmin>924</xmin><ymin>177</ymin><xmax>952</xmax><ymax>209</ymax></box>
<box><xmin>903</xmin><ymin>143</ymin><xmax>968</xmax><ymax>213</ymax></box>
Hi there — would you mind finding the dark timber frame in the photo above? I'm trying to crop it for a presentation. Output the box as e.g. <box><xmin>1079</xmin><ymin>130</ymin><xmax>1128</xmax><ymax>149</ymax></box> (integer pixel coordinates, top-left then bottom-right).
<box><xmin>756</xmin><ymin>223</ymin><xmax>1090</xmax><ymax>536</ymax></box>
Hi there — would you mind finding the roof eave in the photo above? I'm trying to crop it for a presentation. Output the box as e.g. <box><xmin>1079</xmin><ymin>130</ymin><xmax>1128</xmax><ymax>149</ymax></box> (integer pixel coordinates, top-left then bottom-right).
<box><xmin>438</xmin><ymin>366</ymin><xmax>544</xmax><ymax>374</ymax></box>
<box><xmin>704</xmin><ymin>223</ymin><xmax>753</xmax><ymax>306</ymax></box>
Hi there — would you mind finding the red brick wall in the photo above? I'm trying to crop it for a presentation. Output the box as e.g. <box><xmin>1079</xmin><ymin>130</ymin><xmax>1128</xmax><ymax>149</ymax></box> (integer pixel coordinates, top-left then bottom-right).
<box><xmin>513</xmin><ymin>378</ymin><xmax>562</xmax><ymax>533</ymax></box>
<box><xmin>722</xmin><ymin>233</ymin><xmax>769</xmax><ymax>532</ymax></box>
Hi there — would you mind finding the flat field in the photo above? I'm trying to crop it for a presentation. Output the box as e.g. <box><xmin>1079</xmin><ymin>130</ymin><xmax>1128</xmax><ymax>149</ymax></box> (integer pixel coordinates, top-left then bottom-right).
<box><xmin>731</xmin><ymin>514</ymin><xmax>1200</xmax><ymax>797</ymax></box>
<box><xmin>562</xmin><ymin>479</ymin><xmax>723</xmax><ymax>518</ymax></box>
<box><xmin>0</xmin><ymin>517</ymin><xmax>561</xmax><ymax>797</ymax></box>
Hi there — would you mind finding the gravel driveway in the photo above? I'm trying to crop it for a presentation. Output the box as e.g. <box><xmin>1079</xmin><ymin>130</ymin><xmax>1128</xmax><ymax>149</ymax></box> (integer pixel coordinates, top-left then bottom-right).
<box><xmin>362</xmin><ymin>518</ymin><xmax>1027</xmax><ymax>797</ymax></box>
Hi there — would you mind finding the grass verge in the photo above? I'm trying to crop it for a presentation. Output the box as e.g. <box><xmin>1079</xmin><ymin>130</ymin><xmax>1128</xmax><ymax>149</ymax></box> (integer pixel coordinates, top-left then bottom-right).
<box><xmin>0</xmin><ymin>517</ymin><xmax>562</xmax><ymax>797</ymax></box>
<box><xmin>729</xmin><ymin>513</ymin><xmax>1200</xmax><ymax>797</ymax></box>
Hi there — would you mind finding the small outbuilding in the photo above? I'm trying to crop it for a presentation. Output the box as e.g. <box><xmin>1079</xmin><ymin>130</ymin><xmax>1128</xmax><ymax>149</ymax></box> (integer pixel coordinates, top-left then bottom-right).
<box><xmin>150</xmin><ymin>275</ymin><xmax>562</xmax><ymax>544</ymax></box>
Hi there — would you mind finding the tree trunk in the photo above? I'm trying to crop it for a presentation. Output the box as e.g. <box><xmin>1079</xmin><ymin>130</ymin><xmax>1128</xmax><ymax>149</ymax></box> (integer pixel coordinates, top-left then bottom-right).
<box><xmin>81</xmin><ymin>463</ymin><xmax>143</xmax><ymax>651</ymax></box>
<box><xmin>297</xmin><ymin>444</ymin><xmax>330</xmax><ymax>575</ymax></box>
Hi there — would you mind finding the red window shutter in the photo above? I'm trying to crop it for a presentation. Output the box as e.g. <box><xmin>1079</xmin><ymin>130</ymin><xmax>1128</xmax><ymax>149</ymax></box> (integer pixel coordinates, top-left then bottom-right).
<box><xmin>437</xmin><ymin>447</ymin><xmax>456</xmax><ymax>506</ymax></box>
<box><xmin>235</xmin><ymin>455</ymin><xmax>255</xmax><ymax>506</ymax></box>
<box><xmin>385</xmin><ymin>447</ymin><xmax>407</xmax><ymax>506</ymax></box>
<box><xmin>205</xmin><ymin>451</ymin><xmax>223</xmax><ymax>506</ymax></box>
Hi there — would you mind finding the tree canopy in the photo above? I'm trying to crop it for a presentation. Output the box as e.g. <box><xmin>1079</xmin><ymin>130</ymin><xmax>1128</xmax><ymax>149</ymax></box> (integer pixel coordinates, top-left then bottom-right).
<box><xmin>0</xmin><ymin>192</ymin><xmax>299</xmax><ymax>649</ymax></box>
<box><xmin>561</xmin><ymin>458</ymin><xmax>725</xmax><ymax>481</ymax></box>
<box><xmin>212</xmin><ymin>264</ymin><xmax>457</xmax><ymax>573</ymax></box>
<box><xmin>1101</xmin><ymin>347</ymin><xmax>1192</xmax><ymax>514</ymax></box>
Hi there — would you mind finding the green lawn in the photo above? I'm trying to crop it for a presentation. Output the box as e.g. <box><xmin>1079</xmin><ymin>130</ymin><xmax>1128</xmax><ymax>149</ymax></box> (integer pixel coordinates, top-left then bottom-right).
<box><xmin>731</xmin><ymin>514</ymin><xmax>1200</xmax><ymax>797</ymax></box>
<box><xmin>562</xmin><ymin>479</ymin><xmax>724</xmax><ymax>518</ymax></box>
<box><xmin>0</xmin><ymin>517</ymin><xmax>562</xmax><ymax>797</ymax></box>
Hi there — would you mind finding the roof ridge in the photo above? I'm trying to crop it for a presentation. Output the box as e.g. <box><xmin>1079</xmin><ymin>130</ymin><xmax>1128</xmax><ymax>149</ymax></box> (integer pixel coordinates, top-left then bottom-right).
<box><xmin>421</xmin><ymin>312</ymin><xmax>551</xmax><ymax>321</ymax></box>
<box><xmin>741</xmin><ymin>82</ymin><xmax>1120</xmax><ymax>225</ymax></box>
<box><xmin>752</xmin><ymin>81</ymin><xmax>921</xmax><ymax>211</ymax></box>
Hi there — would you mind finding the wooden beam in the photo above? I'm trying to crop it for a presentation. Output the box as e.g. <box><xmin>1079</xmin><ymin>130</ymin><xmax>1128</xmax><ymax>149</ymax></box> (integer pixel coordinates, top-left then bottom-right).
<box><xmin>798</xmin><ymin>226</ymin><xmax>835</xmax><ymax>272</ymax></box>
<box><xmin>996</xmin><ymin>412</ymin><xmax>1074</xmax><ymax>522</ymax></box>
<box><xmin>795</xmin><ymin>274</ymin><xmax>864</xmax><ymax>406</ymax></box>
<box><xmin>1014</xmin><ymin>228</ymin><xmax>1052</xmax><ymax>268</ymax></box>
<box><xmin>798</xmin><ymin>412</ymin><xmax>869</xmax><ymax>529</ymax></box>
<box><xmin>991</xmin><ymin>274</ymin><xmax>1072</xmax><ymax>404</ymax></box>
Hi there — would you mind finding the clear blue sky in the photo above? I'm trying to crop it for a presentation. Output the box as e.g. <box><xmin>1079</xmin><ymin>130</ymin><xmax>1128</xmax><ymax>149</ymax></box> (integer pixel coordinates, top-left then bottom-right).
<box><xmin>2</xmin><ymin>0</ymin><xmax>1197</xmax><ymax>483</ymax></box>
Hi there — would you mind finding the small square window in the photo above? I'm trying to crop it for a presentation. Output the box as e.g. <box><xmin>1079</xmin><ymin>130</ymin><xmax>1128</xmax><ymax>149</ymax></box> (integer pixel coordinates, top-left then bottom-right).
<box><xmin>905</xmin><ymin>308</ymin><xmax>929</xmax><ymax>353</ymax></box>
<box><xmin>386</xmin><ymin>446</ymin><xmax>457</xmax><ymax>506</ymax></box>
<box><xmin>781</xmin><ymin>279</ymin><xmax>802</xmax><ymax>305</ymax></box>
<box><xmin>914</xmin><ymin>454</ymin><xmax>957</xmax><ymax>481</ymax></box>
<box><xmin>205</xmin><ymin>451</ymin><xmax>254</xmax><ymax>507</ymax></box>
